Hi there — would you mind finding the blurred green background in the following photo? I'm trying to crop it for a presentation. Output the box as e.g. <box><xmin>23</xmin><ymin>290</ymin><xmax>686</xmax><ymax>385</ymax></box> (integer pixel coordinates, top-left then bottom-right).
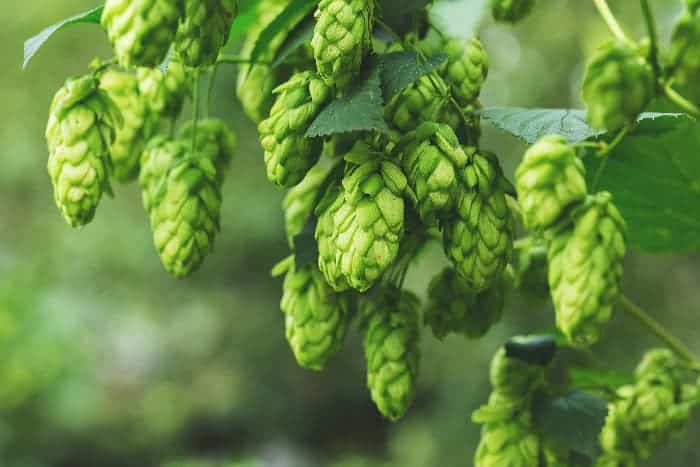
<box><xmin>3</xmin><ymin>1</ymin><xmax>700</xmax><ymax>466</ymax></box>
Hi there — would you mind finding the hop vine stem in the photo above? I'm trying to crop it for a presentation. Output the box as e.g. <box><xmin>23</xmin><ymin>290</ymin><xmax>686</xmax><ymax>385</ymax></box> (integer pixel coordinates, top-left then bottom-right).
<box><xmin>638</xmin><ymin>0</ymin><xmax>660</xmax><ymax>78</ymax></box>
<box><xmin>664</xmin><ymin>83</ymin><xmax>700</xmax><ymax>118</ymax></box>
<box><xmin>592</xmin><ymin>0</ymin><xmax>633</xmax><ymax>45</ymax></box>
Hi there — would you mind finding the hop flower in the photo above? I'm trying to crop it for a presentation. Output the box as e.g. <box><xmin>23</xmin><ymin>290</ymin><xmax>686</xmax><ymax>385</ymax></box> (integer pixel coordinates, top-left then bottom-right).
<box><xmin>178</xmin><ymin>118</ymin><xmax>237</xmax><ymax>181</ymax></box>
<box><xmin>311</xmin><ymin>0</ymin><xmax>374</xmax><ymax>88</ymax></box>
<box><xmin>441</xmin><ymin>37</ymin><xmax>489</xmax><ymax>106</ymax></box>
<box><xmin>175</xmin><ymin>0</ymin><xmax>238</xmax><ymax>67</ymax></box>
<box><xmin>361</xmin><ymin>288</ymin><xmax>420</xmax><ymax>421</ymax></box>
<box><xmin>582</xmin><ymin>41</ymin><xmax>654</xmax><ymax>131</ymax></box>
<box><xmin>101</xmin><ymin>0</ymin><xmax>183</xmax><ymax>68</ymax></box>
<box><xmin>548</xmin><ymin>192</ymin><xmax>626</xmax><ymax>345</ymax></box>
<box><xmin>99</xmin><ymin>69</ymin><xmax>152</xmax><ymax>182</ymax></box>
<box><xmin>315</xmin><ymin>183</ymin><xmax>352</xmax><ymax>291</ymax></box>
<box><xmin>274</xmin><ymin>257</ymin><xmax>351</xmax><ymax>370</ymax></box>
<box><xmin>424</xmin><ymin>268</ymin><xmax>504</xmax><ymax>340</ymax></box>
<box><xmin>443</xmin><ymin>149</ymin><xmax>513</xmax><ymax>292</ymax></box>
<box><xmin>137</xmin><ymin>58</ymin><xmax>191</xmax><ymax>127</ymax></box>
<box><xmin>258</xmin><ymin>71</ymin><xmax>332</xmax><ymax>187</ymax></box>
<box><xmin>515</xmin><ymin>134</ymin><xmax>587</xmax><ymax>230</ymax></box>
<box><xmin>473</xmin><ymin>411</ymin><xmax>540</xmax><ymax>467</ymax></box>
<box><xmin>488</xmin><ymin>345</ymin><xmax>546</xmax><ymax>400</ymax></box>
<box><xmin>46</xmin><ymin>75</ymin><xmax>118</xmax><ymax>227</ymax></box>
<box><xmin>397</xmin><ymin>122</ymin><xmax>468</xmax><ymax>223</ymax></box>
<box><xmin>670</xmin><ymin>12</ymin><xmax>700</xmax><ymax>104</ymax></box>
<box><xmin>283</xmin><ymin>160</ymin><xmax>336</xmax><ymax>245</ymax></box>
<box><xmin>490</xmin><ymin>0</ymin><xmax>535</xmax><ymax>23</ymax></box>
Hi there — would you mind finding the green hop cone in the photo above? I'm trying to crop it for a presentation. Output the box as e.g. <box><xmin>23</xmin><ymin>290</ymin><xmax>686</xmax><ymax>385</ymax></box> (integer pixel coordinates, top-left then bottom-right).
<box><xmin>443</xmin><ymin>149</ymin><xmax>514</xmax><ymax>292</ymax></box>
<box><xmin>473</xmin><ymin>410</ymin><xmax>540</xmax><ymax>467</ymax></box>
<box><xmin>548</xmin><ymin>192</ymin><xmax>626</xmax><ymax>345</ymax></box>
<box><xmin>258</xmin><ymin>71</ymin><xmax>332</xmax><ymax>187</ymax></box>
<box><xmin>488</xmin><ymin>345</ymin><xmax>545</xmax><ymax>400</ymax></box>
<box><xmin>670</xmin><ymin>12</ymin><xmax>700</xmax><ymax>104</ymax></box>
<box><xmin>311</xmin><ymin>0</ymin><xmax>374</xmax><ymax>88</ymax></box>
<box><xmin>315</xmin><ymin>182</ymin><xmax>351</xmax><ymax>291</ymax></box>
<box><xmin>397</xmin><ymin>122</ymin><xmax>468</xmax><ymax>223</ymax></box>
<box><xmin>582</xmin><ymin>41</ymin><xmax>654</xmax><ymax>131</ymax></box>
<box><xmin>490</xmin><ymin>0</ymin><xmax>535</xmax><ymax>23</ymax></box>
<box><xmin>101</xmin><ymin>0</ymin><xmax>183</xmax><ymax>68</ymax></box>
<box><xmin>137</xmin><ymin>58</ymin><xmax>191</xmax><ymax>128</ymax></box>
<box><xmin>361</xmin><ymin>288</ymin><xmax>420</xmax><ymax>421</ymax></box>
<box><xmin>515</xmin><ymin>134</ymin><xmax>587</xmax><ymax>231</ymax></box>
<box><xmin>178</xmin><ymin>118</ymin><xmax>237</xmax><ymax>183</ymax></box>
<box><xmin>46</xmin><ymin>75</ymin><xmax>118</xmax><ymax>227</ymax></box>
<box><xmin>274</xmin><ymin>256</ymin><xmax>351</xmax><ymax>370</ymax></box>
<box><xmin>441</xmin><ymin>37</ymin><xmax>489</xmax><ymax>106</ymax></box>
<box><xmin>424</xmin><ymin>268</ymin><xmax>504</xmax><ymax>340</ymax></box>
<box><xmin>175</xmin><ymin>0</ymin><xmax>238</xmax><ymax>67</ymax></box>
<box><xmin>99</xmin><ymin>69</ymin><xmax>152</xmax><ymax>182</ymax></box>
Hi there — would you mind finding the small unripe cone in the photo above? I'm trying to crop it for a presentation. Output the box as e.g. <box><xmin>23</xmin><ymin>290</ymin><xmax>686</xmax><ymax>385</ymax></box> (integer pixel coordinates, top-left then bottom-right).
<box><xmin>488</xmin><ymin>346</ymin><xmax>546</xmax><ymax>400</ymax></box>
<box><xmin>582</xmin><ymin>41</ymin><xmax>654</xmax><ymax>131</ymax></box>
<box><xmin>688</xmin><ymin>0</ymin><xmax>700</xmax><ymax>14</ymax></box>
<box><xmin>46</xmin><ymin>75</ymin><xmax>118</xmax><ymax>227</ymax></box>
<box><xmin>474</xmin><ymin>411</ymin><xmax>540</xmax><ymax>467</ymax></box>
<box><xmin>258</xmin><ymin>71</ymin><xmax>332</xmax><ymax>187</ymax></box>
<box><xmin>283</xmin><ymin>160</ymin><xmax>336</xmax><ymax>245</ymax></box>
<box><xmin>490</xmin><ymin>0</ymin><xmax>535</xmax><ymax>23</ymax></box>
<box><xmin>443</xmin><ymin>149</ymin><xmax>513</xmax><ymax>292</ymax></box>
<box><xmin>175</xmin><ymin>0</ymin><xmax>238</xmax><ymax>67</ymax></box>
<box><xmin>670</xmin><ymin>12</ymin><xmax>700</xmax><ymax>104</ymax></box>
<box><xmin>515</xmin><ymin>134</ymin><xmax>587</xmax><ymax>231</ymax></box>
<box><xmin>276</xmin><ymin>257</ymin><xmax>351</xmax><ymax>370</ymax></box>
<box><xmin>441</xmin><ymin>37</ymin><xmax>489</xmax><ymax>106</ymax></box>
<box><xmin>361</xmin><ymin>288</ymin><xmax>420</xmax><ymax>421</ymax></box>
<box><xmin>424</xmin><ymin>268</ymin><xmax>504</xmax><ymax>339</ymax></box>
<box><xmin>311</xmin><ymin>0</ymin><xmax>374</xmax><ymax>88</ymax></box>
<box><xmin>137</xmin><ymin>58</ymin><xmax>191</xmax><ymax>128</ymax></box>
<box><xmin>101</xmin><ymin>0</ymin><xmax>183</xmax><ymax>68</ymax></box>
<box><xmin>548</xmin><ymin>192</ymin><xmax>626</xmax><ymax>345</ymax></box>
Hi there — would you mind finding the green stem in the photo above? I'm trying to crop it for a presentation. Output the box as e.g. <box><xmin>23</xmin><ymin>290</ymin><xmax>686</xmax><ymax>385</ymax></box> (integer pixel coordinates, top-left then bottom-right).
<box><xmin>592</xmin><ymin>0</ymin><xmax>632</xmax><ymax>44</ymax></box>
<box><xmin>664</xmin><ymin>83</ymin><xmax>700</xmax><ymax>117</ymax></box>
<box><xmin>639</xmin><ymin>0</ymin><xmax>660</xmax><ymax>78</ymax></box>
<box><xmin>620</xmin><ymin>295</ymin><xmax>700</xmax><ymax>369</ymax></box>
<box><xmin>191</xmin><ymin>69</ymin><xmax>201</xmax><ymax>154</ymax></box>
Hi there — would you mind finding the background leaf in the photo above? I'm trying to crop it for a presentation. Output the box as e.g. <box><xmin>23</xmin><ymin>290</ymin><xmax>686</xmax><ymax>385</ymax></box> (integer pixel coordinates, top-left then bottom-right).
<box><xmin>379</xmin><ymin>52</ymin><xmax>447</xmax><ymax>101</ymax></box>
<box><xmin>248</xmin><ymin>0</ymin><xmax>316</xmax><ymax>64</ymax></box>
<box><xmin>429</xmin><ymin>0</ymin><xmax>488</xmax><ymax>39</ymax></box>
<box><xmin>271</xmin><ymin>15</ymin><xmax>314</xmax><ymax>68</ymax></box>
<box><xmin>23</xmin><ymin>6</ymin><xmax>104</xmax><ymax>69</ymax></box>
<box><xmin>292</xmin><ymin>216</ymin><xmax>319</xmax><ymax>270</ymax></box>
<box><xmin>568</xmin><ymin>368</ymin><xmax>633</xmax><ymax>392</ymax></box>
<box><xmin>377</xmin><ymin>0</ymin><xmax>431</xmax><ymax>35</ymax></box>
<box><xmin>227</xmin><ymin>0</ymin><xmax>263</xmax><ymax>43</ymax></box>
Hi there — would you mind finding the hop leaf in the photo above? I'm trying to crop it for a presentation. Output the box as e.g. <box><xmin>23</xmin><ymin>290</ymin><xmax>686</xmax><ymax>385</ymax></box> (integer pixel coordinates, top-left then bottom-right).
<box><xmin>582</xmin><ymin>41</ymin><xmax>654</xmax><ymax>131</ymax></box>
<box><xmin>440</xmin><ymin>37</ymin><xmax>489</xmax><ymax>106</ymax></box>
<box><xmin>361</xmin><ymin>288</ymin><xmax>420</xmax><ymax>421</ymax></box>
<box><xmin>670</xmin><ymin>12</ymin><xmax>700</xmax><ymax>105</ymax></box>
<box><xmin>175</xmin><ymin>0</ymin><xmax>238</xmax><ymax>67</ymax></box>
<box><xmin>490</xmin><ymin>0</ymin><xmax>536</xmax><ymax>23</ymax></box>
<box><xmin>311</xmin><ymin>0</ymin><xmax>374</xmax><ymax>88</ymax></box>
<box><xmin>548</xmin><ymin>192</ymin><xmax>626</xmax><ymax>345</ymax></box>
<box><xmin>46</xmin><ymin>75</ymin><xmax>118</xmax><ymax>227</ymax></box>
<box><xmin>258</xmin><ymin>71</ymin><xmax>332</xmax><ymax>187</ymax></box>
<box><xmin>101</xmin><ymin>0</ymin><xmax>183</xmax><ymax>68</ymax></box>
<box><xmin>424</xmin><ymin>268</ymin><xmax>504</xmax><ymax>340</ymax></box>
<box><xmin>515</xmin><ymin>134</ymin><xmax>587</xmax><ymax>231</ymax></box>
<box><xmin>137</xmin><ymin>58</ymin><xmax>191</xmax><ymax>125</ymax></box>
<box><xmin>443</xmin><ymin>149</ymin><xmax>514</xmax><ymax>292</ymax></box>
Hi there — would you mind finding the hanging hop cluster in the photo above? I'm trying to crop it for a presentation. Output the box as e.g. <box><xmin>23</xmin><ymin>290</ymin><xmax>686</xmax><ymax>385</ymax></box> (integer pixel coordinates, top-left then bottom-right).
<box><xmin>175</xmin><ymin>0</ymin><xmax>238</xmax><ymax>67</ymax></box>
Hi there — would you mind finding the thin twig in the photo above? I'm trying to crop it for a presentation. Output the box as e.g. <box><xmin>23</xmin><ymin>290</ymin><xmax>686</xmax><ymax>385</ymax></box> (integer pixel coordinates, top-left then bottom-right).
<box><xmin>591</xmin><ymin>125</ymin><xmax>629</xmax><ymax>191</ymax></box>
<box><xmin>592</xmin><ymin>0</ymin><xmax>633</xmax><ymax>44</ymax></box>
<box><xmin>639</xmin><ymin>0</ymin><xmax>660</xmax><ymax>78</ymax></box>
<box><xmin>664</xmin><ymin>83</ymin><xmax>700</xmax><ymax>118</ymax></box>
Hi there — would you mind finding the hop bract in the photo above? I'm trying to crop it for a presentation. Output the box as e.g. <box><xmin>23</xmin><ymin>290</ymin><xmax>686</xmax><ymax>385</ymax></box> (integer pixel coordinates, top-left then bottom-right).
<box><xmin>137</xmin><ymin>58</ymin><xmax>191</xmax><ymax>128</ymax></box>
<box><xmin>46</xmin><ymin>75</ymin><xmax>118</xmax><ymax>227</ymax></box>
<box><xmin>490</xmin><ymin>0</ymin><xmax>535</xmax><ymax>23</ymax></box>
<box><xmin>515</xmin><ymin>134</ymin><xmax>587</xmax><ymax>231</ymax></box>
<box><xmin>670</xmin><ymin>12</ymin><xmax>700</xmax><ymax>105</ymax></box>
<box><xmin>175</xmin><ymin>0</ymin><xmax>238</xmax><ymax>67</ymax></box>
<box><xmin>441</xmin><ymin>37</ymin><xmax>489</xmax><ymax>106</ymax></box>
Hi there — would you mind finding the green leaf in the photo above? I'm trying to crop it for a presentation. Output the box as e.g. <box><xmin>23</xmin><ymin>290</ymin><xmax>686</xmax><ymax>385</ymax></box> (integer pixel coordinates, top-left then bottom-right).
<box><xmin>293</xmin><ymin>216</ymin><xmax>319</xmax><ymax>269</ymax></box>
<box><xmin>568</xmin><ymin>368</ymin><xmax>633</xmax><ymax>391</ymax></box>
<box><xmin>532</xmin><ymin>390</ymin><xmax>608</xmax><ymax>459</ymax></box>
<box><xmin>378</xmin><ymin>0</ymin><xmax>431</xmax><ymax>34</ymax></box>
<box><xmin>271</xmin><ymin>15</ymin><xmax>314</xmax><ymax>68</ymax></box>
<box><xmin>504</xmin><ymin>335</ymin><xmax>557</xmax><ymax>366</ymax></box>
<box><xmin>585</xmin><ymin>116</ymin><xmax>700</xmax><ymax>252</ymax></box>
<box><xmin>306</xmin><ymin>59</ymin><xmax>389</xmax><ymax>137</ymax></box>
<box><xmin>23</xmin><ymin>6</ymin><xmax>104</xmax><ymax>70</ymax></box>
<box><xmin>379</xmin><ymin>52</ymin><xmax>448</xmax><ymax>101</ymax></box>
<box><xmin>248</xmin><ymin>0</ymin><xmax>317</xmax><ymax>65</ymax></box>
<box><xmin>429</xmin><ymin>0</ymin><xmax>488</xmax><ymax>39</ymax></box>
<box><xmin>228</xmin><ymin>0</ymin><xmax>264</xmax><ymax>43</ymax></box>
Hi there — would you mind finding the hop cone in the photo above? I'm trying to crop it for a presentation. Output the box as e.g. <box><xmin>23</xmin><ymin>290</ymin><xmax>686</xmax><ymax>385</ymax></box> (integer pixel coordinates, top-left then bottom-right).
<box><xmin>424</xmin><ymin>268</ymin><xmax>504</xmax><ymax>340</ymax></box>
<box><xmin>441</xmin><ymin>37</ymin><xmax>489</xmax><ymax>106</ymax></box>
<box><xmin>283</xmin><ymin>160</ymin><xmax>336</xmax><ymax>245</ymax></box>
<box><xmin>258</xmin><ymin>71</ymin><xmax>332</xmax><ymax>187</ymax></box>
<box><xmin>175</xmin><ymin>0</ymin><xmax>238</xmax><ymax>66</ymax></box>
<box><xmin>361</xmin><ymin>288</ymin><xmax>420</xmax><ymax>421</ymax></box>
<box><xmin>101</xmin><ymin>0</ymin><xmax>183</xmax><ymax>68</ymax></box>
<box><xmin>99</xmin><ymin>69</ymin><xmax>152</xmax><ymax>182</ymax></box>
<box><xmin>315</xmin><ymin>183</ymin><xmax>351</xmax><ymax>291</ymax></box>
<box><xmin>488</xmin><ymin>346</ymin><xmax>546</xmax><ymax>400</ymax></box>
<box><xmin>473</xmin><ymin>411</ymin><xmax>540</xmax><ymax>467</ymax></box>
<box><xmin>670</xmin><ymin>12</ymin><xmax>700</xmax><ymax>104</ymax></box>
<box><xmin>311</xmin><ymin>0</ymin><xmax>374</xmax><ymax>88</ymax></box>
<box><xmin>137</xmin><ymin>58</ymin><xmax>191</xmax><ymax>126</ymax></box>
<box><xmin>398</xmin><ymin>122</ymin><xmax>468</xmax><ymax>223</ymax></box>
<box><xmin>178</xmin><ymin>118</ymin><xmax>237</xmax><ymax>181</ymax></box>
<box><xmin>490</xmin><ymin>0</ymin><xmax>535</xmax><ymax>23</ymax></box>
<box><xmin>548</xmin><ymin>192</ymin><xmax>626</xmax><ymax>345</ymax></box>
<box><xmin>515</xmin><ymin>134</ymin><xmax>587</xmax><ymax>231</ymax></box>
<box><xmin>46</xmin><ymin>75</ymin><xmax>118</xmax><ymax>227</ymax></box>
<box><xmin>316</xmin><ymin>143</ymin><xmax>407</xmax><ymax>292</ymax></box>
<box><xmin>443</xmin><ymin>149</ymin><xmax>513</xmax><ymax>292</ymax></box>
<box><xmin>582</xmin><ymin>41</ymin><xmax>654</xmax><ymax>131</ymax></box>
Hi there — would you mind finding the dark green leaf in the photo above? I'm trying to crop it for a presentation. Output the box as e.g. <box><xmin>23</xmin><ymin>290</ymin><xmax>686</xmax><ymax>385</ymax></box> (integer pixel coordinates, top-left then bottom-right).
<box><xmin>505</xmin><ymin>335</ymin><xmax>557</xmax><ymax>366</ymax></box>
<box><xmin>377</xmin><ymin>0</ymin><xmax>431</xmax><ymax>34</ymax></box>
<box><xmin>271</xmin><ymin>15</ymin><xmax>314</xmax><ymax>68</ymax></box>
<box><xmin>379</xmin><ymin>52</ymin><xmax>447</xmax><ymax>101</ymax></box>
<box><xmin>585</xmin><ymin>116</ymin><xmax>700</xmax><ymax>252</ymax></box>
<box><xmin>227</xmin><ymin>0</ymin><xmax>264</xmax><ymax>43</ymax></box>
<box><xmin>23</xmin><ymin>6</ymin><xmax>104</xmax><ymax>70</ymax></box>
<box><xmin>248</xmin><ymin>0</ymin><xmax>317</xmax><ymax>65</ymax></box>
<box><xmin>293</xmin><ymin>216</ymin><xmax>319</xmax><ymax>269</ymax></box>
<box><xmin>306</xmin><ymin>59</ymin><xmax>389</xmax><ymax>137</ymax></box>
<box><xmin>429</xmin><ymin>0</ymin><xmax>488</xmax><ymax>39</ymax></box>
<box><xmin>568</xmin><ymin>368</ymin><xmax>633</xmax><ymax>391</ymax></box>
<box><xmin>533</xmin><ymin>390</ymin><xmax>608</xmax><ymax>459</ymax></box>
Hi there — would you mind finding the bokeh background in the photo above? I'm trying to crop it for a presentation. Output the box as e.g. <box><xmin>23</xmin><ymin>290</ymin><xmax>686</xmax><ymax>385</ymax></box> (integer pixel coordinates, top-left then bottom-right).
<box><xmin>3</xmin><ymin>1</ymin><xmax>700</xmax><ymax>466</ymax></box>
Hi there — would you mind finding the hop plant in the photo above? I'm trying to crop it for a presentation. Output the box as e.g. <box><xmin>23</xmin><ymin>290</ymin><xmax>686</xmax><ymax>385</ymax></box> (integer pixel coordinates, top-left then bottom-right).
<box><xmin>515</xmin><ymin>134</ymin><xmax>587</xmax><ymax>231</ymax></box>
<box><xmin>670</xmin><ymin>11</ymin><xmax>700</xmax><ymax>105</ymax></box>
<box><xmin>137</xmin><ymin>59</ymin><xmax>191</xmax><ymax>127</ymax></box>
<box><xmin>582</xmin><ymin>41</ymin><xmax>654</xmax><ymax>131</ymax></box>
<box><xmin>283</xmin><ymin>160</ymin><xmax>336</xmax><ymax>245</ymax></box>
<box><xmin>46</xmin><ymin>75</ymin><xmax>119</xmax><ymax>227</ymax></box>
<box><xmin>175</xmin><ymin>0</ymin><xmax>237</xmax><ymax>67</ymax></box>
<box><xmin>311</xmin><ymin>0</ymin><xmax>374</xmax><ymax>88</ymax></box>
<box><xmin>548</xmin><ymin>192</ymin><xmax>626</xmax><ymax>345</ymax></box>
<box><xmin>101</xmin><ymin>0</ymin><xmax>183</xmax><ymax>68</ymax></box>
<box><xmin>424</xmin><ymin>268</ymin><xmax>504</xmax><ymax>340</ymax></box>
<box><xmin>473</xmin><ymin>410</ymin><xmax>540</xmax><ymax>467</ymax></box>
<box><xmin>273</xmin><ymin>257</ymin><xmax>351</xmax><ymax>370</ymax></box>
<box><xmin>258</xmin><ymin>71</ymin><xmax>332</xmax><ymax>187</ymax></box>
<box><xmin>361</xmin><ymin>288</ymin><xmax>420</xmax><ymax>421</ymax></box>
<box><xmin>99</xmin><ymin>69</ymin><xmax>152</xmax><ymax>182</ymax></box>
<box><xmin>443</xmin><ymin>149</ymin><xmax>513</xmax><ymax>292</ymax></box>
<box><xmin>490</xmin><ymin>0</ymin><xmax>536</xmax><ymax>23</ymax></box>
<box><xmin>440</xmin><ymin>38</ymin><xmax>489</xmax><ymax>106</ymax></box>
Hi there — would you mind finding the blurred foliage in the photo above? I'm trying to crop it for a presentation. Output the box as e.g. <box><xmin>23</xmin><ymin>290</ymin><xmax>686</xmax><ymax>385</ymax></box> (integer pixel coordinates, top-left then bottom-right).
<box><xmin>2</xmin><ymin>0</ymin><xmax>699</xmax><ymax>466</ymax></box>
